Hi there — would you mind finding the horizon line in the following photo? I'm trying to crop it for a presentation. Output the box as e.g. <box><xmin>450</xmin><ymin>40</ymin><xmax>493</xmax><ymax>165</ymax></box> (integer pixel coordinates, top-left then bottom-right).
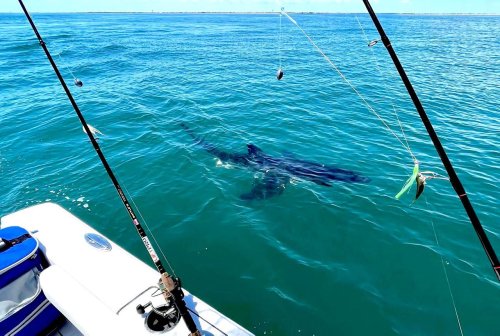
<box><xmin>1</xmin><ymin>11</ymin><xmax>498</xmax><ymax>15</ymax></box>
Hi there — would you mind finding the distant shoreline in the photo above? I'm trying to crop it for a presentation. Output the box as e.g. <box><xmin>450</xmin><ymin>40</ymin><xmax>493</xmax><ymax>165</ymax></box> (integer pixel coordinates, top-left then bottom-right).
<box><xmin>0</xmin><ymin>11</ymin><xmax>498</xmax><ymax>16</ymax></box>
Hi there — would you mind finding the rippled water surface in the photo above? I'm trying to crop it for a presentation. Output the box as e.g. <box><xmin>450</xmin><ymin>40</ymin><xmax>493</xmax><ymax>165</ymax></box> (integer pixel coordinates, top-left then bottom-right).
<box><xmin>1</xmin><ymin>12</ymin><xmax>499</xmax><ymax>335</ymax></box>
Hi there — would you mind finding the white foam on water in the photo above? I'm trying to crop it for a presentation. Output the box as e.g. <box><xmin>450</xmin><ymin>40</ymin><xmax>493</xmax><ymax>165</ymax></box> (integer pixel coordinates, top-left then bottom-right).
<box><xmin>216</xmin><ymin>159</ymin><xmax>233</xmax><ymax>169</ymax></box>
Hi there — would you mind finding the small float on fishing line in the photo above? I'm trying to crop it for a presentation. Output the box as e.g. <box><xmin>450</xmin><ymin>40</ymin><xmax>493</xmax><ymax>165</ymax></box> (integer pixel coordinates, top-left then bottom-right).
<box><xmin>276</xmin><ymin>68</ymin><xmax>284</xmax><ymax>80</ymax></box>
<box><xmin>74</xmin><ymin>78</ymin><xmax>83</xmax><ymax>87</ymax></box>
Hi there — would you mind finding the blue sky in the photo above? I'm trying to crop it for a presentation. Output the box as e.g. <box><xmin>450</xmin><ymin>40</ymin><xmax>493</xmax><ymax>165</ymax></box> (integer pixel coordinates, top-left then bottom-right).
<box><xmin>2</xmin><ymin>0</ymin><xmax>499</xmax><ymax>14</ymax></box>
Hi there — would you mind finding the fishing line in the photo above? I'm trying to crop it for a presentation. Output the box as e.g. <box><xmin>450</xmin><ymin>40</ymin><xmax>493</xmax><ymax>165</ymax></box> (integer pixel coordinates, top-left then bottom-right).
<box><xmin>122</xmin><ymin>183</ymin><xmax>178</xmax><ymax>278</ymax></box>
<box><xmin>393</xmin><ymin>105</ymin><xmax>416</xmax><ymax>162</ymax></box>
<box><xmin>32</xmin><ymin>10</ymin><xmax>82</xmax><ymax>87</ymax></box>
<box><xmin>356</xmin><ymin>16</ymin><xmax>450</xmax><ymax>195</ymax></box>
<box><xmin>355</xmin><ymin>15</ymin><xmax>417</xmax><ymax>162</ymax></box>
<box><xmin>281</xmin><ymin>10</ymin><xmax>411</xmax><ymax>155</ymax></box>
<box><xmin>78</xmin><ymin>77</ymin><xmax>180</xmax><ymax>277</ymax></box>
<box><xmin>424</xmin><ymin>196</ymin><xmax>464</xmax><ymax>336</ymax></box>
<box><xmin>56</xmin><ymin>52</ymin><xmax>76</xmax><ymax>80</ymax></box>
<box><xmin>86</xmin><ymin>88</ymin><xmax>178</xmax><ymax>276</ymax></box>
<box><xmin>276</xmin><ymin>7</ymin><xmax>285</xmax><ymax>80</ymax></box>
<box><xmin>53</xmin><ymin>39</ymin><xmax>178</xmax><ymax>276</ymax></box>
<box><xmin>56</xmin><ymin>50</ymin><xmax>83</xmax><ymax>87</ymax></box>
<box><xmin>355</xmin><ymin>15</ymin><xmax>445</xmax><ymax>201</ymax></box>
<box><xmin>355</xmin><ymin>16</ymin><xmax>449</xmax><ymax>200</ymax></box>
<box><xmin>355</xmin><ymin>16</ymin><xmax>382</xmax><ymax>74</ymax></box>
<box><xmin>363</xmin><ymin>0</ymin><xmax>500</xmax><ymax>284</ymax></box>
<box><xmin>187</xmin><ymin>307</ymin><xmax>229</xmax><ymax>336</ymax></box>
<box><xmin>279</xmin><ymin>8</ymin><xmax>283</xmax><ymax>69</ymax></box>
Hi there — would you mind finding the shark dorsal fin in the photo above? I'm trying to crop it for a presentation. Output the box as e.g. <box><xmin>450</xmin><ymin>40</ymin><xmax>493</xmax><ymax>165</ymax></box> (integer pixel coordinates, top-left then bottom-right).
<box><xmin>247</xmin><ymin>144</ymin><xmax>263</xmax><ymax>155</ymax></box>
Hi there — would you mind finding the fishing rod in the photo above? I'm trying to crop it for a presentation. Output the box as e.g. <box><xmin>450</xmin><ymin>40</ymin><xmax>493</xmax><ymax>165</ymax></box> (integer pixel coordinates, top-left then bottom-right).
<box><xmin>362</xmin><ymin>0</ymin><xmax>500</xmax><ymax>281</ymax></box>
<box><xmin>18</xmin><ymin>1</ymin><xmax>202</xmax><ymax>333</ymax></box>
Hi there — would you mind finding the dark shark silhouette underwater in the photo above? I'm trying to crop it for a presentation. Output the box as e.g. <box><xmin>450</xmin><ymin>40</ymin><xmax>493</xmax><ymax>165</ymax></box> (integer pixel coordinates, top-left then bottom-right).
<box><xmin>181</xmin><ymin>123</ymin><xmax>370</xmax><ymax>200</ymax></box>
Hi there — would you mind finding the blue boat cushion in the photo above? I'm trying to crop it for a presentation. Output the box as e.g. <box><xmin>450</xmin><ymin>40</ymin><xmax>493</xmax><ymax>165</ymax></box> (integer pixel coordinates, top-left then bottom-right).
<box><xmin>0</xmin><ymin>226</ymin><xmax>64</xmax><ymax>335</ymax></box>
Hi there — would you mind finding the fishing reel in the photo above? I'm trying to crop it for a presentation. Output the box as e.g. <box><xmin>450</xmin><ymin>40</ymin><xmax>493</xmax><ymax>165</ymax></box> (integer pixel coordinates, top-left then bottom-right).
<box><xmin>136</xmin><ymin>299</ymin><xmax>180</xmax><ymax>333</ymax></box>
<box><xmin>136</xmin><ymin>278</ymin><xmax>181</xmax><ymax>333</ymax></box>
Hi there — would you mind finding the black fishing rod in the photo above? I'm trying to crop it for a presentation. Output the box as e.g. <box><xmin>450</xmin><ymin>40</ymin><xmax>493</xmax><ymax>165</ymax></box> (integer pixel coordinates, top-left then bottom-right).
<box><xmin>362</xmin><ymin>0</ymin><xmax>500</xmax><ymax>281</ymax></box>
<box><xmin>18</xmin><ymin>1</ymin><xmax>202</xmax><ymax>333</ymax></box>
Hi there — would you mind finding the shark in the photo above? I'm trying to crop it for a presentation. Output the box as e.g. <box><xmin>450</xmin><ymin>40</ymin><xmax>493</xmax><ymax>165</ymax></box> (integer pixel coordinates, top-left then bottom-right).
<box><xmin>181</xmin><ymin>123</ymin><xmax>370</xmax><ymax>200</ymax></box>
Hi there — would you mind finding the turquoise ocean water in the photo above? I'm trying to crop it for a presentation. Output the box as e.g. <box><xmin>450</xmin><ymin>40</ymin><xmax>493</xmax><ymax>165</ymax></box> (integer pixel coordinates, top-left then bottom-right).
<box><xmin>1</xmin><ymin>11</ymin><xmax>499</xmax><ymax>335</ymax></box>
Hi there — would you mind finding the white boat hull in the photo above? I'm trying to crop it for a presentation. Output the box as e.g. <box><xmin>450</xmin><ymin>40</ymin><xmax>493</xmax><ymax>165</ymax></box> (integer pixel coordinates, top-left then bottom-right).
<box><xmin>1</xmin><ymin>203</ymin><xmax>253</xmax><ymax>335</ymax></box>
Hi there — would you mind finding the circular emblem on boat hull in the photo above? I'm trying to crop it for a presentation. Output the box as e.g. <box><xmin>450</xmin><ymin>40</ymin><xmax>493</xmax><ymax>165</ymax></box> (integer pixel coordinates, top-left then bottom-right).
<box><xmin>84</xmin><ymin>233</ymin><xmax>112</xmax><ymax>251</ymax></box>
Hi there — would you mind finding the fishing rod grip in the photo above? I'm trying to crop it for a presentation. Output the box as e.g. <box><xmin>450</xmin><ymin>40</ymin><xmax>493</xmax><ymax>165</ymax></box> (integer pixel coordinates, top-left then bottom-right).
<box><xmin>160</xmin><ymin>273</ymin><xmax>201</xmax><ymax>335</ymax></box>
<box><xmin>160</xmin><ymin>272</ymin><xmax>176</xmax><ymax>294</ymax></box>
